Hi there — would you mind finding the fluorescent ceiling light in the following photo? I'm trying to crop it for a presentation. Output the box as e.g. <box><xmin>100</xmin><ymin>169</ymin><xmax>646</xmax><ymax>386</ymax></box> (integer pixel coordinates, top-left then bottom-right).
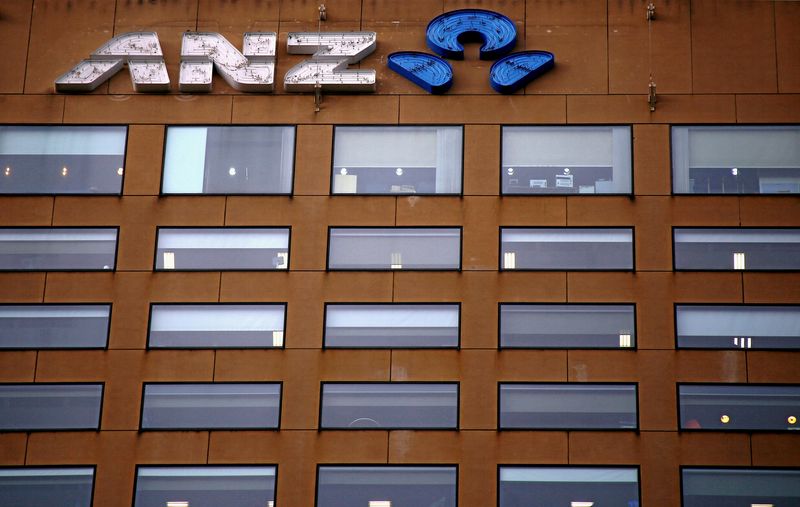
<box><xmin>369</xmin><ymin>501</ymin><xmax>391</xmax><ymax>507</ymax></box>
<box><xmin>166</xmin><ymin>502</ymin><xmax>189</xmax><ymax>507</ymax></box>
<box><xmin>571</xmin><ymin>502</ymin><xmax>594</xmax><ymax>507</ymax></box>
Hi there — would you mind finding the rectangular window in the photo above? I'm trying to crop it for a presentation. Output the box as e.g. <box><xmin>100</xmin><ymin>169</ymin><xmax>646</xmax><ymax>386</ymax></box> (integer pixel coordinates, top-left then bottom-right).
<box><xmin>500</xmin><ymin>304</ymin><xmax>636</xmax><ymax>349</ymax></box>
<box><xmin>0</xmin><ymin>304</ymin><xmax>110</xmax><ymax>349</ymax></box>
<box><xmin>324</xmin><ymin>303</ymin><xmax>459</xmax><ymax>348</ymax></box>
<box><xmin>162</xmin><ymin>126</ymin><xmax>295</xmax><ymax>194</ymax></box>
<box><xmin>148</xmin><ymin>304</ymin><xmax>286</xmax><ymax>348</ymax></box>
<box><xmin>682</xmin><ymin>468</ymin><xmax>800</xmax><ymax>506</ymax></box>
<box><xmin>678</xmin><ymin>384</ymin><xmax>800</xmax><ymax>431</ymax></box>
<box><xmin>502</xmin><ymin>126</ymin><xmax>632</xmax><ymax>195</ymax></box>
<box><xmin>499</xmin><ymin>466</ymin><xmax>640</xmax><ymax>507</ymax></box>
<box><xmin>328</xmin><ymin>227</ymin><xmax>461</xmax><ymax>270</ymax></box>
<box><xmin>0</xmin><ymin>384</ymin><xmax>103</xmax><ymax>431</ymax></box>
<box><xmin>332</xmin><ymin>126</ymin><xmax>462</xmax><ymax>195</ymax></box>
<box><xmin>320</xmin><ymin>383</ymin><xmax>458</xmax><ymax>429</ymax></box>
<box><xmin>676</xmin><ymin>305</ymin><xmax>800</xmax><ymax>350</ymax></box>
<box><xmin>155</xmin><ymin>227</ymin><xmax>290</xmax><ymax>271</ymax></box>
<box><xmin>672</xmin><ymin>125</ymin><xmax>800</xmax><ymax>194</ymax></box>
<box><xmin>0</xmin><ymin>467</ymin><xmax>95</xmax><ymax>506</ymax></box>
<box><xmin>673</xmin><ymin>228</ymin><xmax>800</xmax><ymax>271</ymax></box>
<box><xmin>0</xmin><ymin>228</ymin><xmax>117</xmax><ymax>271</ymax></box>
<box><xmin>501</xmin><ymin>228</ymin><xmax>634</xmax><ymax>271</ymax></box>
<box><xmin>0</xmin><ymin>125</ymin><xmax>127</xmax><ymax>195</ymax></box>
<box><xmin>134</xmin><ymin>466</ymin><xmax>276</xmax><ymax>507</ymax></box>
<box><xmin>317</xmin><ymin>466</ymin><xmax>457</xmax><ymax>507</ymax></box>
<box><xmin>141</xmin><ymin>383</ymin><xmax>281</xmax><ymax>430</ymax></box>
<box><xmin>499</xmin><ymin>383</ymin><xmax>638</xmax><ymax>430</ymax></box>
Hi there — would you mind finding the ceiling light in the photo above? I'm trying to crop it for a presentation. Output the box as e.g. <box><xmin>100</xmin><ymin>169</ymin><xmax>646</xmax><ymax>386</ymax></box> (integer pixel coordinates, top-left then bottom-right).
<box><xmin>751</xmin><ymin>504</ymin><xmax>774</xmax><ymax>507</ymax></box>
<box><xmin>166</xmin><ymin>502</ymin><xmax>189</xmax><ymax>507</ymax></box>
<box><xmin>3</xmin><ymin>167</ymin><xmax>10</xmax><ymax>176</ymax></box>
<box><xmin>117</xmin><ymin>167</ymin><xmax>124</xmax><ymax>176</ymax></box>
<box><xmin>789</xmin><ymin>415</ymin><xmax>797</xmax><ymax>424</ymax></box>
<box><xmin>229</xmin><ymin>167</ymin><xmax>237</xmax><ymax>176</ymax></box>
<box><xmin>340</xmin><ymin>167</ymin><xmax>348</xmax><ymax>175</ymax></box>
<box><xmin>571</xmin><ymin>502</ymin><xmax>594</xmax><ymax>507</ymax></box>
<box><xmin>61</xmin><ymin>166</ymin><xmax>69</xmax><ymax>176</ymax></box>
<box><xmin>507</xmin><ymin>167</ymin><xmax>514</xmax><ymax>175</ymax></box>
<box><xmin>732</xmin><ymin>167</ymin><xmax>738</xmax><ymax>176</ymax></box>
<box><xmin>369</xmin><ymin>502</ymin><xmax>391</xmax><ymax>507</ymax></box>
<box><xmin>395</xmin><ymin>167</ymin><xmax>403</xmax><ymax>176</ymax></box>
<box><xmin>720</xmin><ymin>414</ymin><xmax>730</xmax><ymax>424</ymax></box>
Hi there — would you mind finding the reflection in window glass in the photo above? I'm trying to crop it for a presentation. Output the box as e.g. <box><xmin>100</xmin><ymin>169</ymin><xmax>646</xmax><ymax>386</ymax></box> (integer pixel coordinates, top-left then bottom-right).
<box><xmin>672</xmin><ymin>125</ymin><xmax>800</xmax><ymax>194</ymax></box>
<box><xmin>148</xmin><ymin>304</ymin><xmax>286</xmax><ymax>348</ymax></box>
<box><xmin>679</xmin><ymin>384</ymin><xmax>800</xmax><ymax>431</ymax></box>
<box><xmin>676</xmin><ymin>305</ymin><xmax>800</xmax><ymax>350</ymax></box>
<box><xmin>682</xmin><ymin>468</ymin><xmax>800</xmax><ymax>507</ymax></box>
<box><xmin>0</xmin><ymin>467</ymin><xmax>94</xmax><ymax>507</ymax></box>
<box><xmin>328</xmin><ymin>228</ymin><xmax>461</xmax><ymax>270</ymax></box>
<box><xmin>324</xmin><ymin>304</ymin><xmax>459</xmax><ymax>348</ymax></box>
<box><xmin>320</xmin><ymin>383</ymin><xmax>458</xmax><ymax>429</ymax></box>
<box><xmin>0</xmin><ymin>384</ymin><xmax>103</xmax><ymax>431</ymax></box>
<box><xmin>317</xmin><ymin>466</ymin><xmax>456</xmax><ymax>507</ymax></box>
<box><xmin>500</xmin><ymin>304</ymin><xmax>635</xmax><ymax>348</ymax></box>
<box><xmin>501</xmin><ymin>228</ymin><xmax>634</xmax><ymax>270</ymax></box>
<box><xmin>0</xmin><ymin>304</ymin><xmax>110</xmax><ymax>349</ymax></box>
<box><xmin>502</xmin><ymin>126</ymin><xmax>632</xmax><ymax>195</ymax></box>
<box><xmin>0</xmin><ymin>228</ymin><xmax>117</xmax><ymax>271</ymax></box>
<box><xmin>162</xmin><ymin>126</ymin><xmax>295</xmax><ymax>194</ymax></box>
<box><xmin>499</xmin><ymin>467</ymin><xmax>640</xmax><ymax>507</ymax></box>
<box><xmin>673</xmin><ymin>228</ymin><xmax>800</xmax><ymax>271</ymax></box>
<box><xmin>0</xmin><ymin>126</ymin><xmax>127</xmax><ymax>194</ymax></box>
<box><xmin>134</xmin><ymin>466</ymin><xmax>276</xmax><ymax>507</ymax></box>
<box><xmin>155</xmin><ymin>228</ymin><xmax>290</xmax><ymax>271</ymax></box>
<box><xmin>332</xmin><ymin>126</ymin><xmax>462</xmax><ymax>195</ymax></box>
<box><xmin>499</xmin><ymin>384</ymin><xmax>638</xmax><ymax>430</ymax></box>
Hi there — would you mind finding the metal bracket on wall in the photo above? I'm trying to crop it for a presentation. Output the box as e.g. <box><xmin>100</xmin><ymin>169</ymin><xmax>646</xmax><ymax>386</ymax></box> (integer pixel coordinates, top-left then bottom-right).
<box><xmin>648</xmin><ymin>80</ymin><xmax>657</xmax><ymax>112</ymax></box>
<box><xmin>646</xmin><ymin>3</ymin><xmax>656</xmax><ymax>21</ymax></box>
<box><xmin>646</xmin><ymin>2</ymin><xmax>657</xmax><ymax>112</ymax></box>
<box><xmin>319</xmin><ymin>4</ymin><xmax>327</xmax><ymax>21</ymax></box>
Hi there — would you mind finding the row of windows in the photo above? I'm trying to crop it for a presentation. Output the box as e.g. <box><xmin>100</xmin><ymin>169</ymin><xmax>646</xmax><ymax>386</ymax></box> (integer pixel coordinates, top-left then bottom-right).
<box><xmin>2</xmin><ymin>465</ymin><xmax>799</xmax><ymax>507</ymax></box>
<box><xmin>1</xmin><ymin>382</ymin><xmax>798</xmax><ymax>432</ymax></box>
<box><xmin>1</xmin><ymin>125</ymin><xmax>798</xmax><ymax>196</ymax></box>
<box><xmin>2</xmin><ymin>227</ymin><xmax>800</xmax><ymax>271</ymax></box>
<box><xmin>2</xmin><ymin>303</ymin><xmax>798</xmax><ymax>351</ymax></box>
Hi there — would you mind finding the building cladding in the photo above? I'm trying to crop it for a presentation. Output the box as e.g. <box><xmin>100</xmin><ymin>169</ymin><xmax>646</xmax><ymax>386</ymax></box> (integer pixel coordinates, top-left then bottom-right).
<box><xmin>0</xmin><ymin>0</ymin><xmax>799</xmax><ymax>506</ymax></box>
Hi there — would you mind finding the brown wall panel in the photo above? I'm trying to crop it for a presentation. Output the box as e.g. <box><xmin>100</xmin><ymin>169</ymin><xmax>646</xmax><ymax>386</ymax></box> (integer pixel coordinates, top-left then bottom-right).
<box><xmin>752</xmin><ymin>434</ymin><xmax>800</xmax><ymax>466</ymax></box>
<box><xmin>0</xmin><ymin>274</ymin><xmax>45</xmax><ymax>302</ymax></box>
<box><xmin>0</xmin><ymin>197</ymin><xmax>53</xmax><ymax>226</ymax></box>
<box><xmin>294</xmin><ymin>125</ymin><xmax>334</xmax><ymax>196</ymax></box>
<box><xmin>775</xmin><ymin>1</ymin><xmax>800</xmax><ymax>93</ymax></box>
<box><xmin>567</xmin><ymin>94</ymin><xmax>737</xmax><ymax>124</ymax></box>
<box><xmin>633</xmin><ymin>124</ymin><xmax>671</xmax><ymax>196</ymax></box>
<box><xmin>0</xmin><ymin>351</ymin><xmax>36</xmax><ymax>382</ymax></box>
<box><xmin>363</xmin><ymin>0</ymin><xmax>444</xmax><ymax>22</ymax></box>
<box><xmin>123</xmin><ymin>125</ymin><xmax>165</xmax><ymax>196</ymax></box>
<box><xmin>746</xmin><ymin>352</ymin><xmax>800</xmax><ymax>383</ymax></box>
<box><xmin>0</xmin><ymin>434</ymin><xmax>27</xmax><ymax>465</ymax></box>
<box><xmin>736</xmin><ymin>94</ymin><xmax>800</xmax><ymax>123</ymax></box>
<box><xmin>400</xmin><ymin>95</ymin><xmax>566</xmax><ymax>124</ymax></box>
<box><xmin>740</xmin><ymin>197</ymin><xmax>800</xmax><ymax>226</ymax></box>
<box><xmin>63</xmin><ymin>95</ymin><xmax>233</xmax><ymax>124</ymax></box>
<box><xmin>0</xmin><ymin>0</ymin><xmax>33</xmax><ymax>94</ymax></box>
<box><xmin>0</xmin><ymin>96</ymin><xmax>64</xmax><ymax>124</ymax></box>
<box><xmin>743</xmin><ymin>273</ymin><xmax>800</xmax><ymax>302</ymax></box>
<box><xmin>233</xmin><ymin>95</ymin><xmax>400</xmax><ymax>123</ymax></box>
<box><xmin>463</xmin><ymin>125</ymin><xmax>500</xmax><ymax>196</ymax></box>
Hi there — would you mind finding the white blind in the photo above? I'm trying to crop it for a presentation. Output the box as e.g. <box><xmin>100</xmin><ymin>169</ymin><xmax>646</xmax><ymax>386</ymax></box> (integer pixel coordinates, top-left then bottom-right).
<box><xmin>503</xmin><ymin>229</ymin><xmax>632</xmax><ymax>243</ymax></box>
<box><xmin>151</xmin><ymin>305</ymin><xmax>284</xmax><ymax>331</ymax></box>
<box><xmin>0</xmin><ymin>305</ymin><xmax>109</xmax><ymax>319</ymax></box>
<box><xmin>334</xmin><ymin>127</ymin><xmax>440</xmax><ymax>167</ymax></box>
<box><xmin>503</xmin><ymin>126</ymin><xmax>618</xmax><ymax>166</ymax></box>
<box><xmin>0</xmin><ymin>126</ymin><xmax>126</xmax><ymax>155</ymax></box>
<box><xmin>500</xmin><ymin>467</ymin><xmax>638</xmax><ymax>483</ymax></box>
<box><xmin>674</xmin><ymin>229</ymin><xmax>800</xmax><ymax>243</ymax></box>
<box><xmin>162</xmin><ymin>127</ymin><xmax>208</xmax><ymax>193</ymax></box>
<box><xmin>158</xmin><ymin>229</ymin><xmax>289</xmax><ymax>249</ymax></box>
<box><xmin>686</xmin><ymin>126</ymin><xmax>800</xmax><ymax>168</ymax></box>
<box><xmin>677</xmin><ymin>306</ymin><xmax>800</xmax><ymax>337</ymax></box>
<box><xmin>327</xmin><ymin>305</ymin><xmax>458</xmax><ymax>328</ymax></box>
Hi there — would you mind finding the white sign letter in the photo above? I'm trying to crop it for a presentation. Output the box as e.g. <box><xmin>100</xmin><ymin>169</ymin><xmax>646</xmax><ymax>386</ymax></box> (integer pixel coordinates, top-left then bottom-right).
<box><xmin>179</xmin><ymin>32</ymin><xmax>276</xmax><ymax>92</ymax></box>
<box><xmin>284</xmin><ymin>32</ymin><xmax>376</xmax><ymax>92</ymax></box>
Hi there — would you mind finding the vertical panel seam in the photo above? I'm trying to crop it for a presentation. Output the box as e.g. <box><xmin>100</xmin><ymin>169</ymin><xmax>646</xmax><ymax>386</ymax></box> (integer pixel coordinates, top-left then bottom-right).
<box><xmin>21</xmin><ymin>0</ymin><xmax>35</xmax><ymax>94</ymax></box>
<box><xmin>772</xmin><ymin>0</ymin><xmax>779</xmax><ymax>93</ymax></box>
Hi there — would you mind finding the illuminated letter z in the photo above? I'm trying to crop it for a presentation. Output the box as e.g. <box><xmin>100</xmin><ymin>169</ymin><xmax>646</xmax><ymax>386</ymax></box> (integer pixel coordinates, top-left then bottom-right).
<box><xmin>284</xmin><ymin>32</ymin><xmax>377</xmax><ymax>92</ymax></box>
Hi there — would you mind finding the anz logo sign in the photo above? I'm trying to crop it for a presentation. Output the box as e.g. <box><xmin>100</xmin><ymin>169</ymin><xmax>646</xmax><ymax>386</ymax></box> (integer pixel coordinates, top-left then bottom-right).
<box><xmin>55</xmin><ymin>9</ymin><xmax>552</xmax><ymax>95</ymax></box>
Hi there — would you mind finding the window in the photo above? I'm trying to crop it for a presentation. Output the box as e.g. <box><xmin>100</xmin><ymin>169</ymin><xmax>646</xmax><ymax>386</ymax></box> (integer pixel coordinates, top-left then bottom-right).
<box><xmin>316</xmin><ymin>466</ymin><xmax>457</xmax><ymax>507</ymax></box>
<box><xmin>324</xmin><ymin>303</ymin><xmax>459</xmax><ymax>348</ymax></box>
<box><xmin>320</xmin><ymin>383</ymin><xmax>458</xmax><ymax>429</ymax></box>
<box><xmin>499</xmin><ymin>466</ymin><xmax>640</xmax><ymax>507</ymax></box>
<box><xmin>676</xmin><ymin>305</ymin><xmax>800</xmax><ymax>350</ymax></box>
<box><xmin>681</xmin><ymin>468</ymin><xmax>800</xmax><ymax>506</ymax></box>
<box><xmin>500</xmin><ymin>304</ymin><xmax>636</xmax><ymax>349</ymax></box>
<box><xmin>501</xmin><ymin>228</ymin><xmax>634</xmax><ymax>271</ymax></box>
<box><xmin>148</xmin><ymin>304</ymin><xmax>286</xmax><ymax>348</ymax></box>
<box><xmin>0</xmin><ymin>228</ymin><xmax>117</xmax><ymax>271</ymax></box>
<box><xmin>141</xmin><ymin>383</ymin><xmax>281</xmax><ymax>430</ymax></box>
<box><xmin>0</xmin><ymin>304</ymin><xmax>110</xmax><ymax>349</ymax></box>
<box><xmin>673</xmin><ymin>228</ymin><xmax>800</xmax><ymax>271</ymax></box>
<box><xmin>0</xmin><ymin>125</ymin><xmax>127</xmax><ymax>195</ymax></box>
<box><xmin>678</xmin><ymin>384</ymin><xmax>800</xmax><ymax>431</ymax></box>
<box><xmin>328</xmin><ymin>227</ymin><xmax>461</xmax><ymax>270</ymax></box>
<box><xmin>499</xmin><ymin>383</ymin><xmax>638</xmax><ymax>430</ymax></box>
<box><xmin>0</xmin><ymin>384</ymin><xmax>103</xmax><ymax>431</ymax></box>
<box><xmin>154</xmin><ymin>227</ymin><xmax>290</xmax><ymax>271</ymax></box>
<box><xmin>0</xmin><ymin>467</ymin><xmax>95</xmax><ymax>506</ymax></box>
<box><xmin>502</xmin><ymin>126</ymin><xmax>632</xmax><ymax>195</ymax></box>
<box><xmin>672</xmin><ymin>125</ymin><xmax>800</xmax><ymax>194</ymax></box>
<box><xmin>332</xmin><ymin>126</ymin><xmax>462</xmax><ymax>195</ymax></box>
<box><xmin>162</xmin><ymin>126</ymin><xmax>295</xmax><ymax>194</ymax></box>
<box><xmin>134</xmin><ymin>466</ymin><xmax>276</xmax><ymax>507</ymax></box>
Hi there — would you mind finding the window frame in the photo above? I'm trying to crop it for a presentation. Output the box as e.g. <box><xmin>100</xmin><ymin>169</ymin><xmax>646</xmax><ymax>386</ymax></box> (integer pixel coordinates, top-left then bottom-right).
<box><xmin>0</xmin><ymin>382</ymin><xmax>105</xmax><ymax>432</ymax></box>
<box><xmin>0</xmin><ymin>226</ymin><xmax>120</xmax><ymax>273</ymax></box>
<box><xmin>0</xmin><ymin>302</ymin><xmax>112</xmax><ymax>351</ymax></box>
<box><xmin>679</xmin><ymin>465</ymin><xmax>800</xmax><ymax>507</ymax></box>
<box><xmin>0</xmin><ymin>465</ymin><xmax>97</xmax><ymax>506</ymax></box>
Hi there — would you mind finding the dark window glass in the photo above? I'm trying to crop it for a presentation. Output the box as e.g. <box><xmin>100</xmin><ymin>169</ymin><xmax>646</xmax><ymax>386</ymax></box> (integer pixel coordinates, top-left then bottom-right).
<box><xmin>672</xmin><ymin>125</ymin><xmax>800</xmax><ymax>195</ymax></box>
<box><xmin>0</xmin><ymin>228</ymin><xmax>117</xmax><ymax>271</ymax></box>
<box><xmin>155</xmin><ymin>228</ymin><xmax>289</xmax><ymax>271</ymax></box>
<box><xmin>502</xmin><ymin>126</ymin><xmax>632</xmax><ymax>195</ymax></box>
<box><xmin>328</xmin><ymin>228</ymin><xmax>461</xmax><ymax>270</ymax></box>
<box><xmin>682</xmin><ymin>468</ymin><xmax>800</xmax><ymax>507</ymax></box>
<box><xmin>679</xmin><ymin>384</ymin><xmax>800</xmax><ymax>431</ymax></box>
<box><xmin>673</xmin><ymin>228</ymin><xmax>800</xmax><ymax>271</ymax></box>
<box><xmin>324</xmin><ymin>304</ymin><xmax>459</xmax><ymax>348</ymax></box>
<box><xmin>501</xmin><ymin>228</ymin><xmax>634</xmax><ymax>270</ymax></box>
<box><xmin>676</xmin><ymin>305</ymin><xmax>800</xmax><ymax>350</ymax></box>
<box><xmin>162</xmin><ymin>126</ymin><xmax>295</xmax><ymax>194</ymax></box>
<box><xmin>0</xmin><ymin>467</ymin><xmax>94</xmax><ymax>507</ymax></box>
<box><xmin>0</xmin><ymin>384</ymin><xmax>103</xmax><ymax>431</ymax></box>
<box><xmin>499</xmin><ymin>383</ymin><xmax>638</xmax><ymax>430</ymax></box>
<box><xmin>499</xmin><ymin>467</ymin><xmax>640</xmax><ymax>507</ymax></box>
<box><xmin>148</xmin><ymin>304</ymin><xmax>285</xmax><ymax>348</ymax></box>
<box><xmin>134</xmin><ymin>466</ymin><xmax>276</xmax><ymax>507</ymax></box>
<box><xmin>0</xmin><ymin>126</ymin><xmax>126</xmax><ymax>194</ymax></box>
<box><xmin>500</xmin><ymin>304</ymin><xmax>635</xmax><ymax>348</ymax></box>
<box><xmin>320</xmin><ymin>383</ymin><xmax>458</xmax><ymax>429</ymax></box>
<box><xmin>317</xmin><ymin>466</ymin><xmax>457</xmax><ymax>507</ymax></box>
<box><xmin>0</xmin><ymin>304</ymin><xmax>110</xmax><ymax>349</ymax></box>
